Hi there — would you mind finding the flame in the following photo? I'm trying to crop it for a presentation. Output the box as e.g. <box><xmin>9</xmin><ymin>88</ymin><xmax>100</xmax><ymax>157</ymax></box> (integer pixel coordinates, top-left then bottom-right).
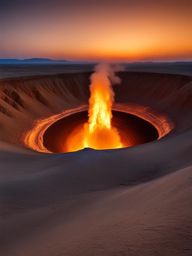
<box><xmin>66</xmin><ymin>64</ymin><xmax>124</xmax><ymax>152</ymax></box>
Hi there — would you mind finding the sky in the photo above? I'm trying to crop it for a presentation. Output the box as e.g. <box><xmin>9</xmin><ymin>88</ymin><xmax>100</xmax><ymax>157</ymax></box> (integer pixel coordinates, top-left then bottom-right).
<box><xmin>0</xmin><ymin>0</ymin><xmax>192</xmax><ymax>61</ymax></box>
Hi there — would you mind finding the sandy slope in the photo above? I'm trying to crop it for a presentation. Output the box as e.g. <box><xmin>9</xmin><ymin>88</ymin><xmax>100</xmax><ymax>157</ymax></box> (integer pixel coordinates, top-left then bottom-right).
<box><xmin>0</xmin><ymin>71</ymin><xmax>192</xmax><ymax>255</ymax></box>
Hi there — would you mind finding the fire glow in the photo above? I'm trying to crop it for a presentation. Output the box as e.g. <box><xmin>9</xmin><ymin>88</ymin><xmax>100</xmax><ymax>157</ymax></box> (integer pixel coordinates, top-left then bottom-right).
<box><xmin>65</xmin><ymin>64</ymin><xmax>126</xmax><ymax>152</ymax></box>
<box><xmin>23</xmin><ymin>68</ymin><xmax>173</xmax><ymax>154</ymax></box>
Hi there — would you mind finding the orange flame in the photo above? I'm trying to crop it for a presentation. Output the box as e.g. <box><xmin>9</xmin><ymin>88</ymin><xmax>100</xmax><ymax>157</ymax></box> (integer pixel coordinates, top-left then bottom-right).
<box><xmin>66</xmin><ymin>64</ymin><xmax>124</xmax><ymax>152</ymax></box>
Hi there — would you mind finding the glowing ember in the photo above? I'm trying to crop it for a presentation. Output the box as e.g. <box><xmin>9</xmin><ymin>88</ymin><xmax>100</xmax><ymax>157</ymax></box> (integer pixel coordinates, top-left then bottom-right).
<box><xmin>66</xmin><ymin>64</ymin><xmax>125</xmax><ymax>152</ymax></box>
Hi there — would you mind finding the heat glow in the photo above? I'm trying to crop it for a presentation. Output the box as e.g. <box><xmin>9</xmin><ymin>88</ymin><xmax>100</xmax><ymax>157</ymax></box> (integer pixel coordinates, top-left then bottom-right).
<box><xmin>65</xmin><ymin>64</ymin><xmax>124</xmax><ymax>152</ymax></box>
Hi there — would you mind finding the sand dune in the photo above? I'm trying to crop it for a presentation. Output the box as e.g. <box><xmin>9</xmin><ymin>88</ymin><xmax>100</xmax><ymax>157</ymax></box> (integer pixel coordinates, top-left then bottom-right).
<box><xmin>0</xmin><ymin>71</ymin><xmax>192</xmax><ymax>255</ymax></box>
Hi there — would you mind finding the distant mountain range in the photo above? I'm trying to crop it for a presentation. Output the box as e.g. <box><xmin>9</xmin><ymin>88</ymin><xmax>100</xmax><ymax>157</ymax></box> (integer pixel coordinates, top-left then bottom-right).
<box><xmin>0</xmin><ymin>58</ymin><xmax>191</xmax><ymax>65</ymax></box>
<box><xmin>0</xmin><ymin>58</ymin><xmax>70</xmax><ymax>64</ymax></box>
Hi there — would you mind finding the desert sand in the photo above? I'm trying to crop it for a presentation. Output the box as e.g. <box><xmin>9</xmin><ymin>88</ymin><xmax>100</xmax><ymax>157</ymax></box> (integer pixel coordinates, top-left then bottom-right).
<box><xmin>0</xmin><ymin>68</ymin><xmax>192</xmax><ymax>256</ymax></box>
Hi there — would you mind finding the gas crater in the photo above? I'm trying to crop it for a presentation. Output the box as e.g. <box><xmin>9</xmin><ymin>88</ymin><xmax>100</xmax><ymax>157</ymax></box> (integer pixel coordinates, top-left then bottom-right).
<box><xmin>0</xmin><ymin>71</ymin><xmax>191</xmax><ymax>155</ymax></box>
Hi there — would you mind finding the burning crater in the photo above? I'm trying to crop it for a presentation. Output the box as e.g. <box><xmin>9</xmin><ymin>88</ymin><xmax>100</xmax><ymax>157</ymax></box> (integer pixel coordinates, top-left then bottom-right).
<box><xmin>23</xmin><ymin>64</ymin><xmax>173</xmax><ymax>153</ymax></box>
<box><xmin>2</xmin><ymin>68</ymin><xmax>191</xmax><ymax>154</ymax></box>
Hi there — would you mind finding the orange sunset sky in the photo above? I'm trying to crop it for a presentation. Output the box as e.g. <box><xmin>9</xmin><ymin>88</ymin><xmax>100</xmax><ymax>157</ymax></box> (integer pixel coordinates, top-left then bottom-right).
<box><xmin>0</xmin><ymin>0</ymin><xmax>191</xmax><ymax>61</ymax></box>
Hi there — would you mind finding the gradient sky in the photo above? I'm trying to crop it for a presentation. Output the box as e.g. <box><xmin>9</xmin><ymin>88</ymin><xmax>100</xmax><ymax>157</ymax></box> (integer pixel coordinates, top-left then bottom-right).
<box><xmin>0</xmin><ymin>0</ymin><xmax>192</xmax><ymax>61</ymax></box>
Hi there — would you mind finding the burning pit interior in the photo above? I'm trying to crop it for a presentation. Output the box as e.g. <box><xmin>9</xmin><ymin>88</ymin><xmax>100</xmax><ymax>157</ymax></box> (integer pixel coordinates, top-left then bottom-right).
<box><xmin>43</xmin><ymin>110</ymin><xmax>159</xmax><ymax>153</ymax></box>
